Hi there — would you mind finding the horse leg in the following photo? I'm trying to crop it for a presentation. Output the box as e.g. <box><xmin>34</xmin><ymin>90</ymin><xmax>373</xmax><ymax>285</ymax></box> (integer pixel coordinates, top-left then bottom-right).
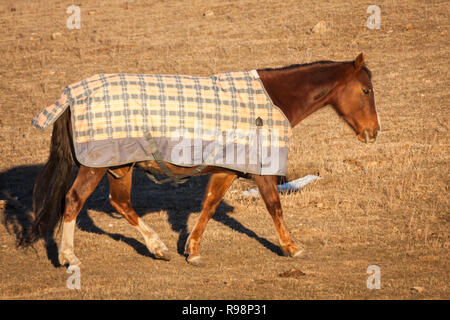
<box><xmin>59</xmin><ymin>166</ymin><xmax>107</xmax><ymax>266</ymax></box>
<box><xmin>184</xmin><ymin>172</ymin><xmax>237</xmax><ymax>266</ymax></box>
<box><xmin>253</xmin><ymin>175</ymin><xmax>306</xmax><ymax>258</ymax></box>
<box><xmin>107</xmin><ymin>166</ymin><xmax>171</xmax><ymax>261</ymax></box>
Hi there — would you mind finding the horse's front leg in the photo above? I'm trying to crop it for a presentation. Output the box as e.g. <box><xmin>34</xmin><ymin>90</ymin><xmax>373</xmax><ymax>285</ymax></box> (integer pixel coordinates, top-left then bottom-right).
<box><xmin>184</xmin><ymin>172</ymin><xmax>237</xmax><ymax>266</ymax></box>
<box><xmin>253</xmin><ymin>175</ymin><xmax>306</xmax><ymax>258</ymax></box>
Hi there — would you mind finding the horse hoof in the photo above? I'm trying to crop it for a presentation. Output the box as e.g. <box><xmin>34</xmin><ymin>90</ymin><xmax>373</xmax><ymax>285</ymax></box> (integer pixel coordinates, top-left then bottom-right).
<box><xmin>187</xmin><ymin>255</ymin><xmax>205</xmax><ymax>267</ymax></box>
<box><xmin>58</xmin><ymin>252</ymin><xmax>81</xmax><ymax>266</ymax></box>
<box><xmin>155</xmin><ymin>249</ymin><xmax>172</xmax><ymax>261</ymax></box>
<box><xmin>292</xmin><ymin>248</ymin><xmax>308</xmax><ymax>259</ymax></box>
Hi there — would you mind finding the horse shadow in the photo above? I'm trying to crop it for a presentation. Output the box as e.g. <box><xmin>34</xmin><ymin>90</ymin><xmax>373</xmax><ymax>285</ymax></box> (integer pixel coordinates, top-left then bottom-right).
<box><xmin>0</xmin><ymin>165</ymin><xmax>282</xmax><ymax>267</ymax></box>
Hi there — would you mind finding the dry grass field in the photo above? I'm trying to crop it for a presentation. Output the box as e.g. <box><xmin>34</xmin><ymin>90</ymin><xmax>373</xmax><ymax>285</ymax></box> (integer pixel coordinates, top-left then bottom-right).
<box><xmin>0</xmin><ymin>0</ymin><xmax>448</xmax><ymax>300</ymax></box>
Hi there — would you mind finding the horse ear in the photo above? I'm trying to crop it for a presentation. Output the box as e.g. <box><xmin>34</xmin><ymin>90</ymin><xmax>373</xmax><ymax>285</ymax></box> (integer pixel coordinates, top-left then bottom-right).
<box><xmin>354</xmin><ymin>53</ymin><xmax>365</xmax><ymax>70</ymax></box>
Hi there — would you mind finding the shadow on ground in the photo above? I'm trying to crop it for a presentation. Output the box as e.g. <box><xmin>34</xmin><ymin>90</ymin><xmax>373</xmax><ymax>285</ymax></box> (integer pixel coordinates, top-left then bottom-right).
<box><xmin>0</xmin><ymin>164</ymin><xmax>282</xmax><ymax>267</ymax></box>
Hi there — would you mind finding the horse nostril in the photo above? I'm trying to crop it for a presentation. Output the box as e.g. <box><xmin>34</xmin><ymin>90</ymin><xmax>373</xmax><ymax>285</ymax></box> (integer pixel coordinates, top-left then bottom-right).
<box><xmin>363</xmin><ymin>129</ymin><xmax>370</xmax><ymax>143</ymax></box>
<box><xmin>373</xmin><ymin>128</ymin><xmax>379</xmax><ymax>138</ymax></box>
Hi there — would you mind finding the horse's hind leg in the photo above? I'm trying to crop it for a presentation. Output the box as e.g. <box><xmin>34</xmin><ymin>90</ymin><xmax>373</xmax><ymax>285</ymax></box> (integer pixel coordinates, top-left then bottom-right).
<box><xmin>253</xmin><ymin>175</ymin><xmax>306</xmax><ymax>258</ymax></box>
<box><xmin>107</xmin><ymin>166</ymin><xmax>170</xmax><ymax>261</ymax></box>
<box><xmin>59</xmin><ymin>166</ymin><xmax>107</xmax><ymax>266</ymax></box>
<box><xmin>184</xmin><ymin>172</ymin><xmax>237</xmax><ymax>266</ymax></box>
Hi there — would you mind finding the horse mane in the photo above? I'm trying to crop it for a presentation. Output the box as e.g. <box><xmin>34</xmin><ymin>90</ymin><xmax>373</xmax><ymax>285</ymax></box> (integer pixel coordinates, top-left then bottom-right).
<box><xmin>258</xmin><ymin>60</ymin><xmax>372</xmax><ymax>79</ymax></box>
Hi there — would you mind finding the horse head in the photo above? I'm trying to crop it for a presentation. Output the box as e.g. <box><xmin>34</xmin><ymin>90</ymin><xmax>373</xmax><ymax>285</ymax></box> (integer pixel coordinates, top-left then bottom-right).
<box><xmin>332</xmin><ymin>53</ymin><xmax>380</xmax><ymax>143</ymax></box>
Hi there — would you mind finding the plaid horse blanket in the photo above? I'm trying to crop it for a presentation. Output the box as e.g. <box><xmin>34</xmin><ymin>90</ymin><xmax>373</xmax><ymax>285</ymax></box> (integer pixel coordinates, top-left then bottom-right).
<box><xmin>32</xmin><ymin>70</ymin><xmax>291</xmax><ymax>176</ymax></box>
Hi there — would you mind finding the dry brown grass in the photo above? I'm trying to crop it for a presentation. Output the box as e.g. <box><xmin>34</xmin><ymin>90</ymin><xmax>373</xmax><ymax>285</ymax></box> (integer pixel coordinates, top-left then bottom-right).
<box><xmin>0</xmin><ymin>0</ymin><xmax>448</xmax><ymax>299</ymax></box>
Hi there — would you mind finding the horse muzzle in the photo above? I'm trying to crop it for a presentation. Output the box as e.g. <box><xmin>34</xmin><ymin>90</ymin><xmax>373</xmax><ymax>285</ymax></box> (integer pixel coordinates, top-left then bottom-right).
<box><xmin>358</xmin><ymin>128</ymin><xmax>379</xmax><ymax>144</ymax></box>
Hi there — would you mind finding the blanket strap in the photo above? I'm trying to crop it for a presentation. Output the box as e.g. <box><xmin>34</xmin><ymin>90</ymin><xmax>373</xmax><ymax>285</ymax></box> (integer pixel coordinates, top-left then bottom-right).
<box><xmin>144</xmin><ymin>131</ymin><xmax>207</xmax><ymax>186</ymax></box>
<box><xmin>108</xmin><ymin>162</ymin><xmax>136</xmax><ymax>179</ymax></box>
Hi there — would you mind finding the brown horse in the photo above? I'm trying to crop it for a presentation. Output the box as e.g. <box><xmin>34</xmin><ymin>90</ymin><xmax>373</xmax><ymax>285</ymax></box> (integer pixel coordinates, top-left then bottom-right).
<box><xmin>28</xmin><ymin>53</ymin><xmax>380</xmax><ymax>267</ymax></box>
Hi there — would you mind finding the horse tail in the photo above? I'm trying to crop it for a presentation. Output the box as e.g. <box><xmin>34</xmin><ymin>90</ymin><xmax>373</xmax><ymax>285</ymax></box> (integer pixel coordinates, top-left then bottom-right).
<box><xmin>25</xmin><ymin>108</ymin><xmax>75</xmax><ymax>246</ymax></box>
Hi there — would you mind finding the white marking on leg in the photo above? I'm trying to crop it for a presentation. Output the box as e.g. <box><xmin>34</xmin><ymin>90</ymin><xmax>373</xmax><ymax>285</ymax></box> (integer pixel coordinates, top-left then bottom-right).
<box><xmin>59</xmin><ymin>220</ymin><xmax>81</xmax><ymax>266</ymax></box>
<box><xmin>134</xmin><ymin>218</ymin><xmax>168</xmax><ymax>257</ymax></box>
<box><xmin>184</xmin><ymin>216</ymin><xmax>202</xmax><ymax>254</ymax></box>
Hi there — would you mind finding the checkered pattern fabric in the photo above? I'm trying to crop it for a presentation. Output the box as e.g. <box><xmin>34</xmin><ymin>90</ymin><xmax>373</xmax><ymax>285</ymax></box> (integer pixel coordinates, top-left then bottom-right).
<box><xmin>32</xmin><ymin>70</ymin><xmax>291</xmax><ymax>175</ymax></box>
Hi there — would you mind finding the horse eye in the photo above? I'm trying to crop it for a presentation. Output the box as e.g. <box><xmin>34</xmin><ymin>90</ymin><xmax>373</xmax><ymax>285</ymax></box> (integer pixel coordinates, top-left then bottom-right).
<box><xmin>362</xmin><ymin>88</ymin><xmax>370</xmax><ymax>95</ymax></box>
